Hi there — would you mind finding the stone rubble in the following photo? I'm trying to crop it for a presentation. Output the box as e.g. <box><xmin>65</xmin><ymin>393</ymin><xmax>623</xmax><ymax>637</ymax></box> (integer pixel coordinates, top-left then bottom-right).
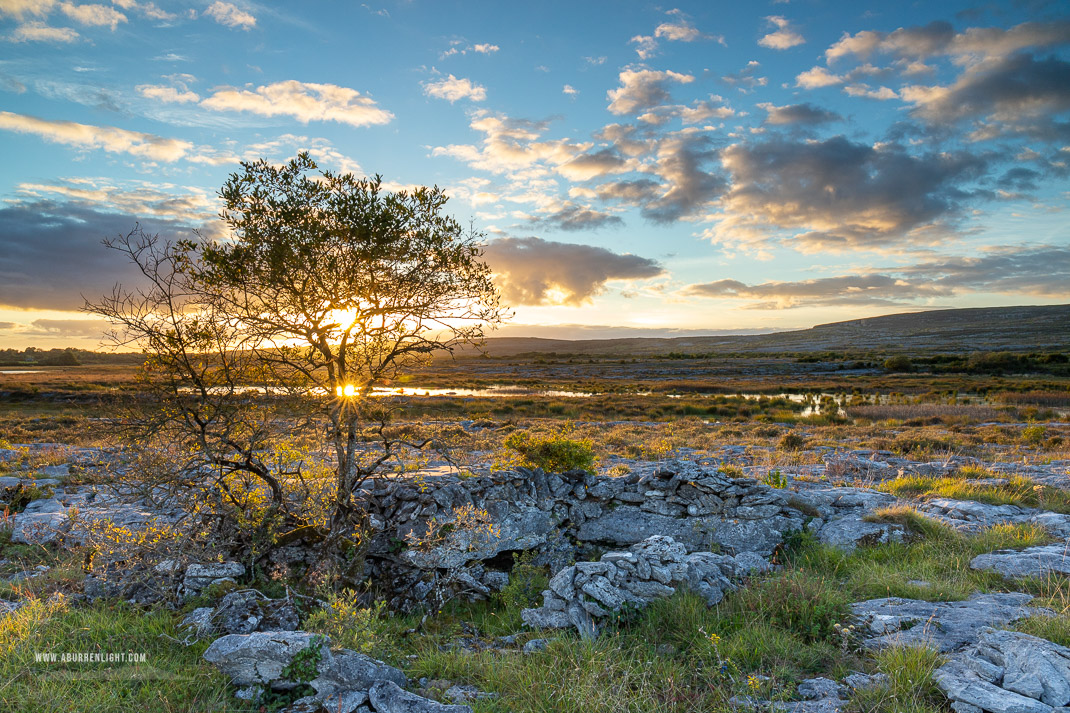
<box><xmin>520</xmin><ymin>534</ymin><xmax>771</xmax><ymax>638</ymax></box>
<box><xmin>202</xmin><ymin>630</ymin><xmax>471</xmax><ymax>713</ymax></box>
<box><xmin>180</xmin><ymin>590</ymin><xmax>300</xmax><ymax>638</ymax></box>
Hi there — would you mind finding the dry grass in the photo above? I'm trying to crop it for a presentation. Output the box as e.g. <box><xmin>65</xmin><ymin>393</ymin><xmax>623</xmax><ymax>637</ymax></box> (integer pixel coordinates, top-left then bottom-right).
<box><xmin>847</xmin><ymin>403</ymin><xmax>1003</xmax><ymax>425</ymax></box>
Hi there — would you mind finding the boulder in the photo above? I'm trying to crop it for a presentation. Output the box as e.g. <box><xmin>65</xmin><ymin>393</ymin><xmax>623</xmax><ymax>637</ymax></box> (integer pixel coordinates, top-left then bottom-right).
<box><xmin>202</xmin><ymin>631</ymin><xmax>332</xmax><ymax>690</ymax></box>
<box><xmin>213</xmin><ymin>590</ymin><xmax>300</xmax><ymax>636</ymax></box>
<box><xmin>971</xmin><ymin>544</ymin><xmax>1070</xmax><ymax>580</ymax></box>
<box><xmin>12</xmin><ymin>498</ymin><xmax>69</xmax><ymax>544</ymax></box>
<box><xmin>934</xmin><ymin>628</ymin><xmax>1070</xmax><ymax>713</ymax></box>
<box><xmin>183</xmin><ymin>562</ymin><xmax>245</xmax><ymax>596</ymax></box>
<box><xmin>818</xmin><ymin>515</ymin><xmax>905</xmax><ymax>552</ymax></box>
<box><xmin>368</xmin><ymin>680</ymin><xmax>472</xmax><ymax>713</ymax></box>
<box><xmin>311</xmin><ymin>650</ymin><xmax>407</xmax><ymax>697</ymax></box>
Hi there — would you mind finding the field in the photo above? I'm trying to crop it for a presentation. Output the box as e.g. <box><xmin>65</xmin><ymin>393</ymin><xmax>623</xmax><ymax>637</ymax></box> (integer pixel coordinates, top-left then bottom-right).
<box><xmin>1</xmin><ymin>334</ymin><xmax>1069</xmax><ymax>712</ymax></box>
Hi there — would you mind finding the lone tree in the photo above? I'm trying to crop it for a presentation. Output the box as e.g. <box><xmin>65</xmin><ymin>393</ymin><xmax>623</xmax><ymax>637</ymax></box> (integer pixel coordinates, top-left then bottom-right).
<box><xmin>88</xmin><ymin>154</ymin><xmax>505</xmax><ymax>580</ymax></box>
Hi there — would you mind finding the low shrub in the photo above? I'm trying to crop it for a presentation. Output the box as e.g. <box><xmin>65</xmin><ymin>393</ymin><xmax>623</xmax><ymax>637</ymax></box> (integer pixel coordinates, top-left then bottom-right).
<box><xmin>304</xmin><ymin>591</ymin><xmax>387</xmax><ymax>655</ymax></box>
<box><xmin>778</xmin><ymin>432</ymin><xmax>806</xmax><ymax>451</ymax></box>
<box><xmin>497</xmin><ymin>429</ymin><xmax>597</xmax><ymax>474</ymax></box>
<box><xmin>496</xmin><ymin>550</ymin><xmax>548</xmax><ymax>611</ymax></box>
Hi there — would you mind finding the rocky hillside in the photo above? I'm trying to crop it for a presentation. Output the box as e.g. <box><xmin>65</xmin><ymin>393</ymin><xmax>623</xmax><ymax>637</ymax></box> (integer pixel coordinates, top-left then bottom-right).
<box><xmin>475</xmin><ymin>304</ymin><xmax>1070</xmax><ymax>356</ymax></box>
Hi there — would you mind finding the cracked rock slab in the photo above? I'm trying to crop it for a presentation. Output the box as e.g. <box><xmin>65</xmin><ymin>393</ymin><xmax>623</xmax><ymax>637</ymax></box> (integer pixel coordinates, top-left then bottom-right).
<box><xmin>851</xmin><ymin>593</ymin><xmax>1050</xmax><ymax>652</ymax></box>
<box><xmin>935</xmin><ymin>628</ymin><xmax>1070</xmax><ymax>713</ymax></box>
<box><xmin>971</xmin><ymin>544</ymin><xmax>1070</xmax><ymax>580</ymax></box>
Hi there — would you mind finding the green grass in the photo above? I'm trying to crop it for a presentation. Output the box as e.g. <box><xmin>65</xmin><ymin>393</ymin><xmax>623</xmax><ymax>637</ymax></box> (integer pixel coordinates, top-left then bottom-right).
<box><xmin>403</xmin><ymin>589</ymin><xmax>854</xmax><ymax>713</ymax></box>
<box><xmin>846</xmin><ymin>645</ymin><xmax>945</xmax><ymax>713</ymax></box>
<box><xmin>0</xmin><ymin>596</ymin><xmax>250</xmax><ymax>713</ymax></box>
<box><xmin>877</xmin><ymin>474</ymin><xmax>1070</xmax><ymax>513</ymax></box>
<box><xmin>789</xmin><ymin>514</ymin><xmax>1051</xmax><ymax>601</ymax></box>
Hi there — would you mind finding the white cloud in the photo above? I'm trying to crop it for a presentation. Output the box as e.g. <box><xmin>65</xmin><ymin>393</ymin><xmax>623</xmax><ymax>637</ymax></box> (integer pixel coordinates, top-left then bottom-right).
<box><xmin>0</xmin><ymin>110</ymin><xmax>192</xmax><ymax>161</ymax></box>
<box><xmin>59</xmin><ymin>2</ymin><xmax>125</xmax><ymax>29</ymax></box>
<box><xmin>630</xmin><ymin>34</ymin><xmax>658</xmax><ymax>60</ymax></box>
<box><xmin>6</xmin><ymin>20</ymin><xmax>77</xmax><ymax>41</ymax></box>
<box><xmin>423</xmin><ymin>74</ymin><xmax>486</xmax><ymax>103</ymax></box>
<box><xmin>562</xmin><ymin>84</ymin><xmax>578</xmax><ymax>96</ymax></box>
<box><xmin>112</xmin><ymin>0</ymin><xmax>176</xmax><ymax>21</ymax></box>
<box><xmin>631</xmin><ymin>9</ymin><xmax>721</xmax><ymax>59</ymax></box>
<box><xmin>441</xmin><ymin>40</ymin><xmax>499</xmax><ymax>58</ymax></box>
<box><xmin>843</xmin><ymin>83</ymin><xmax>898</xmax><ymax>100</ymax></box>
<box><xmin>137</xmin><ymin>83</ymin><xmax>199</xmax><ymax>103</ymax></box>
<box><xmin>607</xmin><ymin>69</ymin><xmax>694</xmax><ymax>115</ymax></box>
<box><xmin>201</xmin><ymin>80</ymin><xmax>393</xmax><ymax>127</ymax></box>
<box><xmin>203</xmin><ymin>1</ymin><xmax>254</xmax><ymax>30</ymax></box>
<box><xmin>759</xmin><ymin>15</ymin><xmax>804</xmax><ymax>49</ymax></box>
<box><xmin>795</xmin><ymin>66</ymin><xmax>843</xmax><ymax>88</ymax></box>
<box><xmin>0</xmin><ymin>0</ymin><xmax>55</xmax><ymax>19</ymax></box>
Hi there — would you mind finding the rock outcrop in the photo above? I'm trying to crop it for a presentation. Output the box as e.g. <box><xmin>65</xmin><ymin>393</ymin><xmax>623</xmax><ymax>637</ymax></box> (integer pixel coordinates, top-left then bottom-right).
<box><xmin>971</xmin><ymin>544</ymin><xmax>1070</xmax><ymax>580</ymax></box>
<box><xmin>851</xmin><ymin>593</ymin><xmax>1051</xmax><ymax>652</ymax></box>
<box><xmin>202</xmin><ymin>631</ymin><xmax>468</xmax><ymax>712</ymax></box>
<box><xmin>934</xmin><ymin>628</ymin><xmax>1070</xmax><ymax>713</ymax></box>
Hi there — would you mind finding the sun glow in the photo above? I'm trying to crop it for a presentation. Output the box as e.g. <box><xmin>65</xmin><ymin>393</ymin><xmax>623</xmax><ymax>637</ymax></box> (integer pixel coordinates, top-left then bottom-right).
<box><xmin>336</xmin><ymin>384</ymin><xmax>357</xmax><ymax>397</ymax></box>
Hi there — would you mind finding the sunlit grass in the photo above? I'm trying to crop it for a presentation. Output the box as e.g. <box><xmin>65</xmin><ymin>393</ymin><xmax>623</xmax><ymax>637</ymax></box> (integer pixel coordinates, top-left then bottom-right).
<box><xmin>877</xmin><ymin>474</ymin><xmax>1070</xmax><ymax>513</ymax></box>
<box><xmin>0</xmin><ymin>596</ymin><xmax>248</xmax><ymax>713</ymax></box>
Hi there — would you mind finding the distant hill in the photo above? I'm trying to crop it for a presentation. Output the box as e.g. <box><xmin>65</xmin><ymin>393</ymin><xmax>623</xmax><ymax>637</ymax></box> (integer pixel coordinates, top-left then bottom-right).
<box><xmin>474</xmin><ymin>304</ymin><xmax>1070</xmax><ymax>356</ymax></box>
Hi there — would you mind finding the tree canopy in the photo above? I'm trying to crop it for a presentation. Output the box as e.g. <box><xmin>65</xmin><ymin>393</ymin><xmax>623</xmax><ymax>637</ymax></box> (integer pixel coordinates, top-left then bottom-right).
<box><xmin>88</xmin><ymin>153</ymin><xmax>506</xmax><ymax>579</ymax></box>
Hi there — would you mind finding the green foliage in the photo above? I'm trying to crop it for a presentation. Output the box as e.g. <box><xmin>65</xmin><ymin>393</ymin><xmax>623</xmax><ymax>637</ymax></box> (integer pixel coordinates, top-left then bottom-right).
<box><xmin>877</xmin><ymin>474</ymin><xmax>1070</xmax><ymax>513</ymax></box>
<box><xmin>1022</xmin><ymin>425</ymin><xmax>1046</xmax><ymax>446</ymax></box>
<box><xmin>2</xmin><ymin>482</ymin><xmax>54</xmax><ymax>514</ymax></box>
<box><xmin>762</xmin><ymin>469</ymin><xmax>787</xmax><ymax>489</ymax></box>
<box><xmin>729</xmin><ymin>570</ymin><xmax>850</xmax><ymax>643</ymax></box>
<box><xmin>305</xmin><ymin>592</ymin><xmax>387</xmax><ymax>656</ymax></box>
<box><xmin>847</xmin><ymin>645</ymin><xmax>945</xmax><ymax>713</ymax></box>
<box><xmin>882</xmin><ymin>355</ymin><xmax>913</xmax><ymax>372</ymax></box>
<box><xmin>499</xmin><ymin>429</ymin><xmax>597</xmax><ymax>474</ymax></box>
<box><xmin>790</xmin><ymin>518</ymin><xmax>1049</xmax><ymax>602</ymax></box>
<box><xmin>0</xmin><ymin>597</ymin><xmax>250</xmax><ymax>712</ymax></box>
<box><xmin>496</xmin><ymin>551</ymin><xmax>548</xmax><ymax>611</ymax></box>
<box><xmin>280</xmin><ymin>636</ymin><xmax>325</xmax><ymax>684</ymax></box>
<box><xmin>716</xmin><ymin>463</ymin><xmax>744</xmax><ymax>478</ymax></box>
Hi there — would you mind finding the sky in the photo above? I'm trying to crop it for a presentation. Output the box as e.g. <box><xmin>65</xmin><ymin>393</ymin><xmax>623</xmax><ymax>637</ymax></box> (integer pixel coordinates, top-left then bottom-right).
<box><xmin>0</xmin><ymin>0</ymin><xmax>1068</xmax><ymax>348</ymax></box>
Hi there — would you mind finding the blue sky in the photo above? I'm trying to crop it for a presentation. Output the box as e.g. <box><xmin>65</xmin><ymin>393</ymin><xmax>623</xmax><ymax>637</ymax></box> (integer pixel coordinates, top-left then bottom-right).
<box><xmin>0</xmin><ymin>0</ymin><xmax>1068</xmax><ymax>347</ymax></box>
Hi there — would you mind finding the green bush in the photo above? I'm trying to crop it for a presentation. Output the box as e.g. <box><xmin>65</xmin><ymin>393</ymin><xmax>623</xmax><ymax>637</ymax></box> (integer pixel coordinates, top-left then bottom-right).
<box><xmin>1022</xmin><ymin>425</ymin><xmax>1046</xmax><ymax>446</ymax></box>
<box><xmin>882</xmin><ymin>355</ymin><xmax>913</xmax><ymax>372</ymax></box>
<box><xmin>498</xmin><ymin>430</ymin><xmax>597</xmax><ymax>474</ymax></box>
<box><xmin>496</xmin><ymin>551</ymin><xmax>548</xmax><ymax>610</ymax></box>
<box><xmin>304</xmin><ymin>591</ymin><xmax>387</xmax><ymax>655</ymax></box>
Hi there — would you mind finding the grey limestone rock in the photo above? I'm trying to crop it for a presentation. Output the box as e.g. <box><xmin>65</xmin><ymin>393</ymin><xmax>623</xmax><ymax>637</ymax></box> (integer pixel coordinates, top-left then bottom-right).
<box><xmin>818</xmin><ymin>515</ymin><xmax>905</xmax><ymax>552</ymax></box>
<box><xmin>183</xmin><ymin>562</ymin><xmax>245</xmax><ymax>595</ymax></box>
<box><xmin>310</xmin><ymin>649</ymin><xmax>407</xmax><ymax>697</ymax></box>
<box><xmin>522</xmin><ymin>535</ymin><xmax>764</xmax><ymax>637</ymax></box>
<box><xmin>971</xmin><ymin>544</ymin><xmax>1070</xmax><ymax>580</ymax></box>
<box><xmin>368</xmin><ymin>680</ymin><xmax>472</xmax><ymax>713</ymax></box>
<box><xmin>852</xmin><ymin>593</ymin><xmax>1051</xmax><ymax>652</ymax></box>
<box><xmin>934</xmin><ymin>628</ymin><xmax>1070</xmax><ymax>713</ymax></box>
<box><xmin>203</xmin><ymin>631</ymin><xmax>332</xmax><ymax>690</ymax></box>
<box><xmin>12</xmin><ymin>498</ymin><xmax>69</xmax><ymax>544</ymax></box>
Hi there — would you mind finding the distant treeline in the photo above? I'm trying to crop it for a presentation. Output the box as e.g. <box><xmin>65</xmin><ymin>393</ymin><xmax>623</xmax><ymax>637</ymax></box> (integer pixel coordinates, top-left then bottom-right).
<box><xmin>0</xmin><ymin>348</ymin><xmax>145</xmax><ymax>367</ymax></box>
<box><xmin>886</xmin><ymin>352</ymin><xmax>1070</xmax><ymax>376</ymax></box>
